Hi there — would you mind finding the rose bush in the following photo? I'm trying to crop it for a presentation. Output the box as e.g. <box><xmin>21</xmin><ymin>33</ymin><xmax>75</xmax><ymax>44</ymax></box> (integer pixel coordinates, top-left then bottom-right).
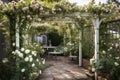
<box><xmin>0</xmin><ymin>43</ymin><xmax>48</xmax><ymax>80</ymax></box>
<box><xmin>11</xmin><ymin>47</ymin><xmax>46</xmax><ymax>80</ymax></box>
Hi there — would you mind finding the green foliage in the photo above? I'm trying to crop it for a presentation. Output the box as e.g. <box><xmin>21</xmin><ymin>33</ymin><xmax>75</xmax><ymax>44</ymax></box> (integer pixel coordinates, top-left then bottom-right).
<box><xmin>0</xmin><ymin>59</ymin><xmax>14</xmax><ymax>80</ymax></box>
<box><xmin>41</xmin><ymin>0</ymin><xmax>61</xmax><ymax>2</ymax></box>
<box><xmin>64</xmin><ymin>24</ymin><xmax>79</xmax><ymax>56</ymax></box>
<box><xmin>96</xmin><ymin>58</ymin><xmax>113</xmax><ymax>73</ymax></box>
<box><xmin>48</xmin><ymin>29</ymin><xmax>63</xmax><ymax>46</ymax></box>
<box><xmin>82</xmin><ymin>26</ymin><xmax>94</xmax><ymax>58</ymax></box>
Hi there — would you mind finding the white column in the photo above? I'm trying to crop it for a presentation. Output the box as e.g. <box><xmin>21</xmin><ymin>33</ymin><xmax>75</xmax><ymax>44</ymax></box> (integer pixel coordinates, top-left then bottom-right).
<box><xmin>92</xmin><ymin>18</ymin><xmax>102</xmax><ymax>80</ymax></box>
<box><xmin>16</xmin><ymin>22</ymin><xmax>20</xmax><ymax>49</ymax></box>
<box><xmin>79</xmin><ymin>29</ymin><xmax>82</xmax><ymax>66</ymax></box>
<box><xmin>76</xmin><ymin>22</ymin><xmax>82</xmax><ymax>66</ymax></box>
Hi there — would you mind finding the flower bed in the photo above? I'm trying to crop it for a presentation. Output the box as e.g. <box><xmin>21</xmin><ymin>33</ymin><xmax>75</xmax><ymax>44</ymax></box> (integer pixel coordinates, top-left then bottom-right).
<box><xmin>0</xmin><ymin>43</ymin><xmax>49</xmax><ymax>80</ymax></box>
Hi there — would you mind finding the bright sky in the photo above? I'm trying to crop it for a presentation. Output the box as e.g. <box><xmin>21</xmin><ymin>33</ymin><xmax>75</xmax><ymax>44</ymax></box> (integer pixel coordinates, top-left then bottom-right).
<box><xmin>68</xmin><ymin>0</ymin><xmax>108</xmax><ymax>6</ymax></box>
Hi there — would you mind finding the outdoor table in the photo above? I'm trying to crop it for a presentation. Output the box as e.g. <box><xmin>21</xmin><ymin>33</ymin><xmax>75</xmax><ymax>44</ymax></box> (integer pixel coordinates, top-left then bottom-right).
<box><xmin>48</xmin><ymin>51</ymin><xmax>63</xmax><ymax>59</ymax></box>
<box><xmin>43</xmin><ymin>46</ymin><xmax>56</xmax><ymax>57</ymax></box>
<box><xmin>43</xmin><ymin>46</ymin><xmax>56</xmax><ymax>50</ymax></box>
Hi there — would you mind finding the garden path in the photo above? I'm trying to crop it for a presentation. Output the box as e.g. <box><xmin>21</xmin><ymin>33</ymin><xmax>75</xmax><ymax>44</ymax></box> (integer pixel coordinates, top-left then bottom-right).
<box><xmin>38</xmin><ymin>57</ymin><xmax>91</xmax><ymax>80</ymax></box>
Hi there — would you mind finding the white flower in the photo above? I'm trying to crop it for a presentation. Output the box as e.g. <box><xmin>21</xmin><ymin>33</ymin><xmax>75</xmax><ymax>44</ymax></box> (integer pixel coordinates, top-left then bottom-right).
<box><xmin>32</xmin><ymin>51</ymin><xmax>37</xmax><ymax>56</ymax></box>
<box><xmin>102</xmin><ymin>50</ymin><xmax>106</xmax><ymax>54</ymax></box>
<box><xmin>109</xmin><ymin>54</ymin><xmax>112</xmax><ymax>57</ymax></box>
<box><xmin>115</xmin><ymin>57</ymin><xmax>119</xmax><ymax>60</ymax></box>
<box><xmin>36</xmin><ymin>44</ymin><xmax>39</xmax><ymax>46</ymax></box>
<box><xmin>2</xmin><ymin>58</ymin><xmax>8</xmax><ymax>63</ymax></box>
<box><xmin>21</xmin><ymin>48</ymin><xmax>25</xmax><ymax>52</ymax></box>
<box><xmin>12</xmin><ymin>51</ymin><xmax>15</xmax><ymax>55</ymax></box>
<box><xmin>112</xmin><ymin>44</ymin><xmax>114</xmax><ymax>46</ymax></box>
<box><xmin>36</xmin><ymin>59</ymin><xmax>39</xmax><ymax>62</ymax></box>
<box><xmin>110</xmin><ymin>47</ymin><xmax>113</xmax><ymax>50</ymax></box>
<box><xmin>25</xmin><ymin>49</ymin><xmax>30</xmax><ymax>54</ymax></box>
<box><xmin>29</xmin><ymin>57</ymin><xmax>33</xmax><ymax>62</ymax></box>
<box><xmin>24</xmin><ymin>57</ymin><xmax>29</xmax><ymax>62</ymax></box>
<box><xmin>32</xmin><ymin>63</ymin><xmax>35</xmax><ymax>67</ymax></box>
<box><xmin>67</xmin><ymin>42</ymin><xmax>73</xmax><ymax>46</ymax></box>
<box><xmin>12</xmin><ymin>43</ymin><xmax>15</xmax><ymax>46</ymax></box>
<box><xmin>31</xmin><ymin>72</ymin><xmax>37</xmax><ymax>75</ymax></box>
<box><xmin>108</xmin><ymin>49</ymin><xmax>110</xmax><ymax>51</ymax></box>
<box><xmin>39</xmin><ymin>70</ymin><xmax>42</xmax><ymax>74</ymax></box>
<box><xmin>29</xmin><ymin>55</ymin><xmax>32</xmax><ymax>58</ymax></box>
<box><xmin>21</xmin><ymin>68</ymin><xmax>25</xmax><ymax>72</ymax></box>
<box><xmin>33</xmin><ymin>43</ymin><xmax>36</xmax><ymax>45</ymax></box>
<box><xmin>18</xmin><ymin>53</ymin><xmax>23</xmax><ymax>58</ymax></box>
<box><xmin>34</xmin><ymin>53</ymin><xmax>37</xmax><ymax>56</ymax></box>
<box><xmin>115</xmin><ymin>43</ymin><xmax>119</xmax><ymax>48</ymax></box>
<box><xmin>15</xmin><ymin>50</ymin><xmax>23</xmax><ymax>58</ymax></box>
<box><xmin>42</xmin><ymin>59</ymin><xmax>45</xmax><ymax>64</ymax></box>
<box><xmin>114</xmin><ymin>62</ymin><xmax>119</xmax><ymax>66</ymax></box>
<box><xmin>15</xmin><ymin>50</ymin><xmax>20</xmax><ymax>54</ymax></box>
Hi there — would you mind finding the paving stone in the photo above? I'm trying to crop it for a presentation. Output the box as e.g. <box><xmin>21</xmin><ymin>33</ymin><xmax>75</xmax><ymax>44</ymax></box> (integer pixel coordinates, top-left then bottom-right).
<box><xmin>39</xmin><ymin>57</ymin><xmax>91</xmax><ymax>80</ymax></box>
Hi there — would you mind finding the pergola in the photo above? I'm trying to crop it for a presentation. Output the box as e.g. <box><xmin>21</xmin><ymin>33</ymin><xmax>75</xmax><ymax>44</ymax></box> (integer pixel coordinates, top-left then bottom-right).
<box><xmin>0</xmin><ymin>0</ymin><xmax>119</xmax><ymax>80</ymax></box>
<box><xmin>14</xmin><ymin>12</ymin><xmax>103</xmax><ymax>80</ymax></box>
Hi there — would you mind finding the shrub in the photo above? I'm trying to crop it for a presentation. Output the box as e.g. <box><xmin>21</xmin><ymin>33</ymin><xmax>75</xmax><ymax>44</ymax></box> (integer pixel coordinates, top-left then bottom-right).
<box><xmin>0</xmin><ymin>44</ymin><xmax>47</xmax><ymax>80</ymax></box>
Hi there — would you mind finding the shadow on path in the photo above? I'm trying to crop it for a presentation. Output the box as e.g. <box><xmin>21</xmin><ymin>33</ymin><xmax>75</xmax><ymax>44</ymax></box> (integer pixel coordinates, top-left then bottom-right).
<box><xmin>38</xmin><ymin>57</ymin><xmax>91</xmax><ymax>80</ymax></box>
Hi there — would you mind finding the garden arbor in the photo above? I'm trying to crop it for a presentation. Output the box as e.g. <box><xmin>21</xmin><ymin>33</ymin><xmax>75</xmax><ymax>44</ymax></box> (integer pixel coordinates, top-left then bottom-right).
<box><xmin>0</xmin><ymin>0</ymin><xmax>120</xmax><ymax>80</ymax></box>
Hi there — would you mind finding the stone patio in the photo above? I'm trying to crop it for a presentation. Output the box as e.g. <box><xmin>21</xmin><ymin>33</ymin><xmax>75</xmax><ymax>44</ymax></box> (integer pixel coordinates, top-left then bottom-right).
<box><xmin>39</xmin><ymin>57</ymin><xmax>91</xmax><ymax>80</ymax></box>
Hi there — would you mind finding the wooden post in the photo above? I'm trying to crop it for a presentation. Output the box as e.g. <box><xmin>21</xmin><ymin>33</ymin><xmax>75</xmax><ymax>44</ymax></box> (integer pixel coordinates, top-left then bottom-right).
<box><xmin>92</xmin><ymin>18</ymin><xmax>102</xmax><ymax>80</ymax></box>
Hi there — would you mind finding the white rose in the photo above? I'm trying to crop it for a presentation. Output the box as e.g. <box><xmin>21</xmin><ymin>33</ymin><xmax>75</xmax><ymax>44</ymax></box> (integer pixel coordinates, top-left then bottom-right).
<box><xmin>36</xmin><ymin>59</ymin><xmax>39</xmax><ymax>62</ymax></box>
<box><xmin>108</xmin><ymin>49</ymin><xmax>110</xmax><ymax>51</ymax></box>
<box><xmin>115</xmin><ymin>57</ymin><xmax>119</xmax><ymax>60</ymax></box>
<box><xmin>29</xmin><ymin>57</ymin><xmax>33</xmax><ymax>62</ymax></box>
<box><xmin>109</xmin><ymin>54</ymin><xmax>112</xmax><ymax>57</ymax></box>
<box><xmin>114</xmin><ymin>62</ymin><xmax>119</xmax><ymax>66</ymax></box>
<box><xmin>33</xmin><ymin>53</ymin><xmax>37</xmax><ymax>56</ymax></box>
<box><xmin>42</xmin><ymin>59</ymin><xmax>45</xmax><ymax>64</ymax></box>
<box><xmin>12</xmin><ymin>51</ymin><xmax>15</xmax><ymax>55</ymax></box>
<box><xmin>21</xmin><ymin>68</ymin><xmax>25</xmax><ymax>72</ymax></box>
<box><xmin>18</xmin><ymin>53</ymin><xmax>23</xmax><ymax>58</ymax></box>
<box><xmin>29</xmin><ymin>55</ymin><xmax>32</xmax><ymax>58</ymax></box>
<box><xmin>32</xmin><ymin>51</ymin><xmax>37</xmax><ymax>56</ymax></box>
<box><xmin>15</xmin><ymin>50</ymin><xmax>19</xmax><ymax>54</ymax></box>
<box><xmin>25</xmin><ymin>49</ymin><xmax>30</xmax><ymax>54</ymax></box>
<box><xmin>2</xmin><ymin>58</ymin><xmax>8</xmax><ymax>63</ymax></box>
<box><xmin>102</xmin><ymin>50</ymin><xmax>106</xmax><ymax>54</ymax></box>
<box><xmin>115</xmin><ymin>43</ymin><xmax>119</xmax><ymax>47</ymax></box>
<box><xmin>24</xmin><ymin>57</ymin><xmax>29</xmax><ymax>62</ymax></box>
<box><xmin>12</xmin><ymin>43</ymin><xmax>15</xmax><ymax>46</ymax></box>
<box><xmin>110</xmin><ymin>47</ymin><xmax>113</xmax><ymax>50</ymax></box>
<box><xmin>67</xmin><ymin>42</ymin><xmax>73</xmax><ymax>46</ymax></box>
<box><xmin>21</xmin><ymin>48</ymin><xmax>25</xmax><ymax>51</ymax></box>
<box><xmin>32</xmin><ymin>63</ymin><xmax>35</xmax><ymax>67</ymax></box>
<box><xmin>39</xmin><ymin>70</ymin><xmax>42</xmax><ymax>74</ymax></box>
